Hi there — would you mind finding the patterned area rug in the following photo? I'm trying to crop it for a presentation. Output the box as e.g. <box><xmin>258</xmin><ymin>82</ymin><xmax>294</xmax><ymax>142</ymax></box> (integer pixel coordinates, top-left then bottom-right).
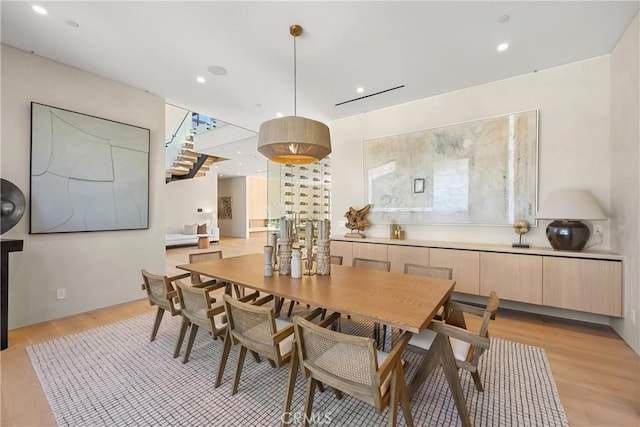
<box><xmin>27</xmin><ymin>312</ymin><xmax>568</xmax><ymax>426</ymax></box>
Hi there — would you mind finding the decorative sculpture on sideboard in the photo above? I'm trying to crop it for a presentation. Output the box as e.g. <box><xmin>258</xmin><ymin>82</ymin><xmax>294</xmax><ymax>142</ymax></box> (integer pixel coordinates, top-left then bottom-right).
<box><xmin>344</xmin><ymin>204</ymin><xmax>372</xmax><ymax>238</ymax></box>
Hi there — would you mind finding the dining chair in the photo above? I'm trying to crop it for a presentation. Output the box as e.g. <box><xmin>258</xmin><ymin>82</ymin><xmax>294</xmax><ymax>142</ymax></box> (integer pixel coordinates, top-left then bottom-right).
<box><xmin>173</xmin><ymin>280</ymin><xmax>260</xmax><ymax>363</ymax></box>
<box><xmin>402</xmin><ymin>262</ymin><xmax>454</xmax><ymax>323</ymax></box>
<box><xmin>216</xmin><ymin>294</ymin><xmax>323</xmax><ymax>394</ymax></box>
<box><xmin>407</xmin><ymin>291</ymin><xmax>499</xmax><ymax>396</ymax></box>
<box><xmin>403</xmin><ymin>263</ymin><xmax>452</xmax><ymax>280</ymax></box>
<box><xmin>285</xmin><ymin>254</ymin><xmax>344</xmax><ymax>318</ymax></box>
<box><xmin>290</xmin><ymin>315</ymin><xmax>414</xmax><ymax>427</ymax></box>
<box><xmin>373</xmin><ymin>263</ymin><xmax>455</xmax><ymax>351</ymax></box>
<box><xmin>189</xmin><ymin>250</ymin><xmax>242</xmax><ymax>297</ymax></box>
<box><xmin>352</xmin><ymin>257</ymin><xmax>391</xmax><ymax>347</ymax></box>
<box><xmin>352</xmin><ymin>257</ymin><xmax>391</xmax><ymax>271</ymax></box>
<box><xmin>330</xmin><ymin>255</ymin><xmax>344</xmax><ymax>265</ymax></box>
<box><xmin>140</xmin><ymin>269</ymin><xmax>189</xmax><ymax>342</ymax></box>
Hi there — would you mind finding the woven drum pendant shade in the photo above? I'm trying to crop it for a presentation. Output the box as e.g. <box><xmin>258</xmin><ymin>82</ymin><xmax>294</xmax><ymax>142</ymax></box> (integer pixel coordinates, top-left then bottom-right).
<box><xmin>258</xmin><ymin>116</ymin><xmax>331</xmax><ymax>164</ymax></box>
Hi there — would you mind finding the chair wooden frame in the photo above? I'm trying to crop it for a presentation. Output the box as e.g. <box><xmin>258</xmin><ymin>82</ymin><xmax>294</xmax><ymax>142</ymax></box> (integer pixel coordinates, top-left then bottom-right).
<box><xmin>289</xmin><ymin>315</ymin><xmax>414</xmax><ymax>427</ymax></box>
<box><xmin>216</xmin><ymin>294</ymin><xmax>323</xmax><ymax>395</ymax></box>
<box><xmin>408</xmin><ymin>291</ymin><xmax>499</xmax><ymax>396</ymax></box>
<box><xmin>188</xmin><ymin>250</ymin><xmax>242</xmax><ymax>297</ymax></box>
<box><xmin>140</xmin><ymin>269</ymin><xmax>189</xmax><ymax>342</ymax></box>
<box><xmin>173</xmin><ymin>280</ymin><xmax>259</xmax><ymax>363</ymax></box>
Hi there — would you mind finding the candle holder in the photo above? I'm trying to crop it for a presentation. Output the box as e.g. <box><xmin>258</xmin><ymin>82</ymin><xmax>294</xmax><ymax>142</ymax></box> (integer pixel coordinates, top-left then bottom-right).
<box><xmin>304</xmin><ymin>220</ymin><xmax>315</xmax><ymax>276</ymax></box>
<box><xmin>316</xmin><ymin>219</ymin><xmax>332</xmax><ymax>276</ymax></box>
<box><xmin>291</xmin><ymin>248</ymin><xmax>302</xmax><ymax>279</ymax></box>
<box><xmin>268</xmin><ymin>231</ymin><xmax>278</xmax><ymax>268</ymax></box>
<box><xmin>278</xmin><ymin>240</ymin><xmax>292</xmax><ymax>275</ymax></box>
<box><xmin>263</xmin><ymin>245</ymin><xmax>274</xmax><ymax>277</ymax></box>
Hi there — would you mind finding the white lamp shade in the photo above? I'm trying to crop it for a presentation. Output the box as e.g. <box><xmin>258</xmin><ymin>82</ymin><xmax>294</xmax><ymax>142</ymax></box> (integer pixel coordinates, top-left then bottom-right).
<box><xmin>536</xmin><ymin>189</ymin><xmax>607</xmax><ymax>220</ymax></box>
<box><xmin>258</xmin><ymin>116</ymin><xmax>331</xmax><ymax>164</ymax></box>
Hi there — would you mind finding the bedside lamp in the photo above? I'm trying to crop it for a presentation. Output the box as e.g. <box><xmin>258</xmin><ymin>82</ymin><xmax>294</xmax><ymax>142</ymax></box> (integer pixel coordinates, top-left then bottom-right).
<box><xmin>536</xmin><ymin>189</ymin><xmax>607</xmax><ymax>251</ymax></box>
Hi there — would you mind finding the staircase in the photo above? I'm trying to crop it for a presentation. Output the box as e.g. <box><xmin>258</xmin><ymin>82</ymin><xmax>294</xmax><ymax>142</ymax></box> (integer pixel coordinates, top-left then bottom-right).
<box><xmin>165</xmin><ymin>135</ymin><xmax>224</xmax><ymax>183</ymax></box>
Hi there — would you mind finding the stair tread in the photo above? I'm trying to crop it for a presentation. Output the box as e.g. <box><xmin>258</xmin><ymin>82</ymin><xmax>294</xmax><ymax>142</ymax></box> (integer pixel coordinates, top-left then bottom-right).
<box><xmin>173</xmin><ymin>160</ymin><xmax>195</xmax><ymax>166</ymax></box>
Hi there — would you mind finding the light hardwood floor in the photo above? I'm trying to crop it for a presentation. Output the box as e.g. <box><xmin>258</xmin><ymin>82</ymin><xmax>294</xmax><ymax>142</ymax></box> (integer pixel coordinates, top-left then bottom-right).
<box><xmin>2</xmin><ymin>234</ymin><xmax>639</xmax><ymax>426</ymax></box>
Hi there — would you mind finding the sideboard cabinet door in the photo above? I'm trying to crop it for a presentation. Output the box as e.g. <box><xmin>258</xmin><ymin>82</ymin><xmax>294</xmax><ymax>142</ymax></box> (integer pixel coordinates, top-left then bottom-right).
<box><xmin>352</xmin><ymin>242</ymin><xmax>388</xmax><ymax>264</ymax></box>
<box><xmin>480</xmin><ymin>252</ymin><xmax>542</xmax><ymax>304</ymax></box>
<box><xmin>388</xmin><ymin>245</ymin><xmax>430</xmax><ymax>273</ymax></box>
<box><xmin>330</xmin><ymin>241</ymin><xmax>353</xmax><ymax>267</ymax></box>
<box><xmin>430</xmin><ymin>248</ymin><xmax>480</xmax><ymax>295</ymax></box>
<box><xmin>543</xmin><ymin>257</ymin><xmax>622</xmax><ymax>316</ymax></box>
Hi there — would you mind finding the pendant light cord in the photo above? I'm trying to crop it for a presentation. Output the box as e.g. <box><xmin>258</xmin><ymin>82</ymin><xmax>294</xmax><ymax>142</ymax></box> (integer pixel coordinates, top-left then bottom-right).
<box><xmin>293</xmin><ymin>34</ymin><xmax>297</xmax><ymax>117</ymax></box>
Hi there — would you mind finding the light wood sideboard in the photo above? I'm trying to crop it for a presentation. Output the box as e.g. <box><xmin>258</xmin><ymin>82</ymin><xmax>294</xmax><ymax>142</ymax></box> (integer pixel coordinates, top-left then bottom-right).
<box><xmin>331</xmin><ymin>237</ymin><xmax>623</xmax><ymax>317</ymax></box>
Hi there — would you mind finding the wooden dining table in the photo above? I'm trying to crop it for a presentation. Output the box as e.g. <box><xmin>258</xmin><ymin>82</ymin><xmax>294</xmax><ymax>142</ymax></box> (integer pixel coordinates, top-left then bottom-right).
<box><xmin>177</xmin><ymin>253</ymin><xmax>472</xmax><ymax>427</ymax></box>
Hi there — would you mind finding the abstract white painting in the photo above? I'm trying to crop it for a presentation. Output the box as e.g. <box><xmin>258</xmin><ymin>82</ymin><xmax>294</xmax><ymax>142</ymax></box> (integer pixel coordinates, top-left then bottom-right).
<box><xmin>30</xmin><ymin>103</ymin><xmax>149</xmax><ymax>233</ymax></box>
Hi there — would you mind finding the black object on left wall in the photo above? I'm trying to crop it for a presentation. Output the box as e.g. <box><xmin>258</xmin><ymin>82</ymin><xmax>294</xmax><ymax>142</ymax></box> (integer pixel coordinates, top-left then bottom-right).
<box><xmin>1</xmin><ymin>178</ymin><xmax>26</xmax><ymax>350</ymax></box>
<box><xmin>1</xmin><ymin>238</ymin><xmax>23</xmax><ymax>350</ymax></box>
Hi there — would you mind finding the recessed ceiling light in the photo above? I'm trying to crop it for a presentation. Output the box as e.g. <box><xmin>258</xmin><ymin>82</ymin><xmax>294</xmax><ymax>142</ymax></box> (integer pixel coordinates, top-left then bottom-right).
<box><xmin>214</xmin><ymin>166</ymin><xmax>218</xmax><ymax>169</ymax></box>
<box><xmin>238</xmin><ymin>162</ymin><xmax>243</xmax><ymax>165</ymax></box>
<box><xmin>497</xmin><ymin>15</ymin><xmax>510</xmax><ymax>24</ymax></box>
<box><xmin>497</xmin><ymin>43</ymin><xmax>509</xmax><ymax>52</ymax></box>
<box><xmin>32</xmin><ymin>5</ymin><xmax>47</xmax><ymax>15</ymax></box>
<box><xmin>66</xmin><ymin>20</ymin><xmax>80</xmax><ymax>28</ymax></box>
<box><xmin>276</xmin><ymin>112</ymin><xmax>283</xmax><ymax>118</ymax></box>
<box><xmin>237</xmin><ymin>151</ymin><xmax>242</xmax><ymax>154</ymax></box>
<box><xmin>356</xmin><ymin>87</ymin><xmax>364</xmax><ymax>93</ymax></box>
<box><xmin>196</xmin><ymin>76</ymin><xmax>206</xmax><ymax>83</ymax></box>
<box><xmin>207</xmin><ymin>65</ymin><xmax>228</xmax><ymax>76</ymax></box>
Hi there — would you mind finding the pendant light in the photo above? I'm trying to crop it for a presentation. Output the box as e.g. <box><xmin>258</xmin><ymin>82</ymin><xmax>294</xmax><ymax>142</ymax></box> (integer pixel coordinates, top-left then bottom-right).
<box><xmin>258</xmin><ymin>25</ymin><xmax>331</xmax><ymax>164</ymax></box>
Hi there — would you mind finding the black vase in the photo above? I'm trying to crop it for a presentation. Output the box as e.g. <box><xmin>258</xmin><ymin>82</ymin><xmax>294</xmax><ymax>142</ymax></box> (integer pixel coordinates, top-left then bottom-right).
<box><xmin>545</xmin><ymin>220</ymin><xmax>590</xmax><ymax>251</ymax></box>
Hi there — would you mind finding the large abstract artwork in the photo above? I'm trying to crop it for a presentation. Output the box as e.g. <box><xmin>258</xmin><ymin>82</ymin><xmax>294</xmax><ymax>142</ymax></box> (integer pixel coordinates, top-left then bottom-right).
<box><xmin>363</xmin><ymin>110</ymin><xmax>538</xmax><ymax>226</ymax></box>
<box><xmin>30</xmin><ymin>103</ymin><xmax>150</xmax><ymax>233</ymax></box>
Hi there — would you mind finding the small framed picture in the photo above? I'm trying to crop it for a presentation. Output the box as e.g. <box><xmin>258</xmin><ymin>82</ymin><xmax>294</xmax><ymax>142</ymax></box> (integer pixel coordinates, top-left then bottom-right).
<box><xmin>413</xmin><ymin>178</ymin><xmax>425</xmax><ymax>193</ymax></box>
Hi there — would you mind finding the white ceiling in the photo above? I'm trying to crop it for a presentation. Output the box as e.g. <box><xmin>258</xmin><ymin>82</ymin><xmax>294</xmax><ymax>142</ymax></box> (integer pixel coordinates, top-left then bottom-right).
<box><xmin>2</xmin><ymin>1</ymin><xmax>638</xmax><ymax>178</ymax></box>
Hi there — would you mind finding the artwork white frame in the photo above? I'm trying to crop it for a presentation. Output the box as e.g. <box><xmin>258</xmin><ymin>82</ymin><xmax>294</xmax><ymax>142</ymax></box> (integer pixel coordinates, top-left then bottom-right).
<box><xmin>30</xmin><ymin>102</ymin><xmax>150</xmax><ymax>234</ymax></box>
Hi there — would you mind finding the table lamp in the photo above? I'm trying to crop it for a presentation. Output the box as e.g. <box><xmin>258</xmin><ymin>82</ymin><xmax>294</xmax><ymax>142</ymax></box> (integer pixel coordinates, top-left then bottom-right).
<box><xmin>536</xmin><ymin>189</ymin><xmax>607</xmax><ymax>251</ymax></box>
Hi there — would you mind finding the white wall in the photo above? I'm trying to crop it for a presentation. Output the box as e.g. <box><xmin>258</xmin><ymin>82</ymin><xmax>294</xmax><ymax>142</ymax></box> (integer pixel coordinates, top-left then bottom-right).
<box><xmin>1</xmin><ymin>45</ymin><xmax>166</xmax><ymax>329</ymax></box>
<box><xmin>610</xmin><ymin>14</ymin><xmax>640</xmax><ymax>354</ymax></box>
<box><xmin>218</xmin><ymin>177</ymin><xmax>248</xmax><ymax>238</ymax></box>
<box><xmin>331</xmin><ymin>56</ymin><xmax>612</xmax><ymax>250</ymax></box>
<box><xmin>165</xmin><ymin>172</ymin><xmax>219</xmax><ymax>233</ymax></box>
<box><xmin>330</xmin><ymin>48</ymin><xmax>640</xmax><ymax>353</ymax></box>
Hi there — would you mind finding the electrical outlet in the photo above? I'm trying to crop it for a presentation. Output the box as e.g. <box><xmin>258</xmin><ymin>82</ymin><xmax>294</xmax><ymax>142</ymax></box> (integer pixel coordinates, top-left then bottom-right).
<box><xmin>56</xmin><ymin>288</ymin><xmax>66</xmax><ymax>300</ymax></box>
<box><xmin>593</xmin><ymin>224</ymin><xmax>603</xmax><ymax>235</ymax></box>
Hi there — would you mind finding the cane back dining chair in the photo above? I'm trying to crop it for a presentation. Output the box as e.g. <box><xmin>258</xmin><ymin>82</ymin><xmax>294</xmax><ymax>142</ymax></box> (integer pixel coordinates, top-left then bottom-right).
<box><xmin>140</xmin><ymin>269</ymin><xmax>189</xmax><ymax>342</ymax></box>
<box><xmin>291</xmin><ymin>315</ymin><xmax>414</xmax><ymax>427</ymax></box>
<box><xmin>173</xmin><ymin>280</ymin><xmax>260</xmax><ymax>363</ymax></box>
<box><xmin>352</xmin><ymin>258</ymin><xmax>392</xmax><ymax>347</ymax></box>
<box><xmin>188</xmin><ymin>250</ymin><xmax>242</xmax><ymax>297</ymax></box>
<box><xmin>330</xmin><ymin>255</ymin><xmax>344</xmax><ymax>265</ymax></box>
<box><xmin>407</xmin><ymin>291</ymin><xmax>500</xmax><ymax>396</ymax></box>
<box><xmin>216</xmin><ymin>294</ymin><xmax>323</xmax><ymax>395</ymax></box>
<box><xmin>372</xmin><ymin>263</ymin><xmax>456</xmax><ymax>352</ymax></box>
<box><xmin>403</xmin><ymin>262</ymin><xmax>454</xmax><ymax>322</ymax></box>
<box><xmin>403</xmin><ymin>263</ymin><xmax>453</xmax><ymax>280</ymax></box>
